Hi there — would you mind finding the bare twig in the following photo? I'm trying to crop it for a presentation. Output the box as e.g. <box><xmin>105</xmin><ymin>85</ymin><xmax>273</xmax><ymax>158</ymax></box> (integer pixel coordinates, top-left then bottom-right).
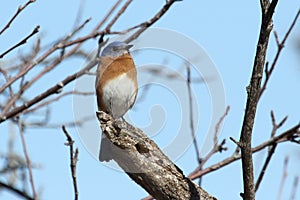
<box><xmin>92</xmin><ymin>0</ymin><xmax>123</xmax><ymax>33</ymax></box>
<box><xmin>0</xmin><ymin>180</ymin><xmax>34</xmax><ymax>200</ymax></box>
<box><xmin>290</xmin><ymin>176</ymin><xmax>299</xmax><ymax>200</ymax></box>
<box><xmin>188</xmin><ymin>106</ymin><xmax>230</xmax><ymax>179</ymax></box>
<box><xmin>277</xmin><ymin>156</ymin><xmax>289</xmax><ymax>200</ymax></box>
<box><xmin>255</xmin><ymin>111</ymin><xmax>288</xmax><ymax>192</ymax></box>
<box><xmin>0</xmin><ymin>58</ymin><xmax>99</xmax><ymax>123</ymax></box>
<box><xmin>25</xmin><ymin>115</ymin><xmax>94</xmax><ymax>129</ymax></box>
<box><xmin>23</xmin><ymin>90</ymin><xmax>93</xmax><ymax>114</ymax></box>
<box><xmin>105</xmin><ymin>0</ymin><xmax>133</xmax><ymax>31</ymax></box>
<box><xmin>186</xmin><ymin>64</ymin><xmax>201</xmax><ymax>164</ymax></box>
<box><xmin>17</xmin><ymin>118</ymin><xmax>37</xmax><ymax>199</ymax></box>
<box><xmin>125</xmin><ymin>0</ymin><xmax>181</xmax><ymax>43</ymax></box>
<box><xmin>0</xmin><ymin>0</ymin><xmax>35</xmax><ymax>35</ymax></box>
<box><xmin>189</xmin><ymin>123</ymin><xmax>300</xmax><ymax>180</ymax></box>
<box><xmin>259</xmin><ymin>9</ymin><xmax>300</xmax><ymax>99</ymax></box>
<box><xmin>0</xmin><ymin>25</ymin><xmax>40</xmax><ymax>59</ymax></box>
<box><xmin>62</xmin><ymin>125</ymin><xmax>79</xmax><ymax>200</ymax></box>
<box><xmin>59</xmin><ymin>17</ymin><xmax>92</xmax><ymax>46</ymax></box>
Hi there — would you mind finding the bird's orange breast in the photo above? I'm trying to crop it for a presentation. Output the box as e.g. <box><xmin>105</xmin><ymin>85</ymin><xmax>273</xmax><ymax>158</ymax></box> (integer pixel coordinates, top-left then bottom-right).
<box><xmin>95</xmin><ymin>53</ymin><xmax>138</xmax><ymax>115</ymax></box>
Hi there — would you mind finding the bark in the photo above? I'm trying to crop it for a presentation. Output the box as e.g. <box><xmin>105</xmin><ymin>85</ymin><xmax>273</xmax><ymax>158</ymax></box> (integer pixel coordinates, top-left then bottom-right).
<box><xmin>96</xmin><ymin>111</ymin><xmax>216</xmax><ymax>200</ymax></box>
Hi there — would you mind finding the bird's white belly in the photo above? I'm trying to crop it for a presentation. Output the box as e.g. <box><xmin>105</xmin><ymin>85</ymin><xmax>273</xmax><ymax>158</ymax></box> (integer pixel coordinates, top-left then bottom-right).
<box><xmin>102</xmin><ymin>73</ymin><xmax>136</xmax><ymax>118</ymax></box>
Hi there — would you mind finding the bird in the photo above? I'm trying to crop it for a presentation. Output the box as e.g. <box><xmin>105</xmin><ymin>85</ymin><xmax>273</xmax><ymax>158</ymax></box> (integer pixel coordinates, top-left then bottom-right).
<box><xmin>95</xmin><ymin>41</ymin><xmax>138</xmax><ymax>162</ymax></box>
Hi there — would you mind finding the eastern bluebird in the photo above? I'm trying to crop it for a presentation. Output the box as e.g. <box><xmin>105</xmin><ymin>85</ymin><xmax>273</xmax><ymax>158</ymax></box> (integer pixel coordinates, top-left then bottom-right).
<box><xmin>95</xmin><ymin>41</ymin><xmax>138</xmax><ymax>162</ymax></box>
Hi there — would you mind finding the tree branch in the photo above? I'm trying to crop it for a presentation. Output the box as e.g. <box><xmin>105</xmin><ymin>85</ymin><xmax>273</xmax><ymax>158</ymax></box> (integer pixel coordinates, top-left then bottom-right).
<box><xmin>96</xmin><ymin>111</ymin><xmax>216</xmax><ymax>200</ymax></box>
<box><xmin>188</xmin><ymin>122</ymin><xmax>300</xmax><ymax>180</ymax></box>
<box><xmin>239</xmin><ymin>1</ymin><xmax>278</xmax><ymax>199</ymax></box>
<box><xmin>255</xmin><ymin>111</ymin><xmax>287</xmax><ymax>192</ymax></box>
<box><xmin>277</xmin><ymin>156</ymin><xmax>289</xmax><ymax>200</ymax></box>
<box><xmin>259</xmin><ymin>9</ymin><xmax>300</xmax><ymax>99</ymax></box>
<box><xmin>0</xmin><ymin>25</ymin><xmax>40</xmax><ymax>59</ymax></box>
<box><xmin>62</xmin><ymin>125</ymin><xmax>79</xmax><ymax>200</ymax></box>
<box><xmin>0</xmin><ymin>0</ymin><xmax>35</xmax><ymax>35</ymax></box>
<box><xmin>17</xmin><ymin>118</ymin><xmax>37</xmax><ymax>199</ymax></box>
<box><xmin>0</xmin><ymin>58</ymin><xmax>99</xmax><ymax>123</ymax></box>
<box><xmin>0</xmin><ymin>181</ymin><xmax>34</xmax><ymax>200</ymax></box>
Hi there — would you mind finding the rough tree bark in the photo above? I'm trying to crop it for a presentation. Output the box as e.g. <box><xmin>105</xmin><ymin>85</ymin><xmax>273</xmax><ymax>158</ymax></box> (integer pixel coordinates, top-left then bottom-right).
<box><xmin>96</xmin><ymin>111</ymin><xmax>216</xmax><ymax>200</ymax></box>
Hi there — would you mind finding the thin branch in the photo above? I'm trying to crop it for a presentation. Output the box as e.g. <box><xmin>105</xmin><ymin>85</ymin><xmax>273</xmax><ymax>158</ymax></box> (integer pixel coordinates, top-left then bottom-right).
<box><xmin>277</xmin><ymin>156</ymin><xmax>289</xmax><ymax>200</ymax></box>
<box><xmin>58</xmin><ymin>17</ymin><xmax>92</xmax><ymax>47</ymax></box>
<box><xmin>290</xmin><ymin>176</ymin><xmax>299</xmax><ymax>200</ymax></box>
<box><xmin>25</xmin><ymin>115</ymin><xmax>94</xmax><ymax>129</ymax></box>
<box><xmin>189</xmin><ymin>106</ymin><xmax>230</xmax><ymax>180</ymax></box>
<box><xmin>105</xmin><ymin>0</ymin><xmax>133</xmax><ymax>31</ymax></box>
<box><xmin>17</xmin><ymin>118</ymin><xmax>37</xmax><ymax>200</ymax></box>
<box><xmin>124</xmin><ymin>0</ymin><xmax>181</xmax><ymax>43</ymax></box>
<box><xmin>0</xmin><ymin>25</ymin><xmax>40</xmax><ymax>59</ymax></box>
<box><xmin>0</xmin><ymin>58</ymin><xmax>99</xmax><ymax>123</ymax></box>
<box><xmin>188</xmin><ymin>122</ymin><xmax>300</xmax><ymax>180</ymax></box>
<box><xmin>259</xmin><ymin>9</ymin><xmax>300</xmax><ymax>99</ymax></box>
<box><xmin>255</xmin><ymin>111</ymin><xmax>288</xmax><ymax>192</ymax></box>
<box><xmin>0</xmin><ymin>0</ymin><xmax>36</xmax><ymax>35</ymax></box>
<box><xmin>255</xmin><ymin>144</ymin><xmax>277</xmax><ymax>192</ymax></box>
<box><xmin>92</xmin><ymin>0</ymin><xmax>123</xmax><ymax>33</ymax></box>
<box><xmin>62</xmin><ymin>125</ymin><xmax>79</xmax><ymax>200</ymax></box>
<box><xmin>0</xmin><ymin>181</ymin><xmax>34</xmax><ymax>200</ymax></box>
<box><xmin>23</xmin><ymin>91</ymin><xmax>94</xmax><ymax>114</ymax></box>
<box><xmin>186</xmin><ymin>64</ymin><xmax>201</xmax><ymax>164</ymax></box>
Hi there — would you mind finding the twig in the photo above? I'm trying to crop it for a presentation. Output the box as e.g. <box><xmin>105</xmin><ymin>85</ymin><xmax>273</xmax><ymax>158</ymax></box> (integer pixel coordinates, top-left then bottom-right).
<box><xmin>255</xmin><ymin>111</ymin><xmax>288</xmax><ymax>192</ymax></box>
<box><xmin>92</xmin><ymin>0</ymin><xmax>123</xmax><ymax>33</ymax></box>
<box><xmin>277</xmin><ymin>156</ymin><xmax>289</xmax><ymax>200</ymax></box>
<box><xmin>239</xmin><ymin>1</ymin><xmax>278</xmax><ymax>199</ymax></box>
<box><xmin>188</xmin><ymin>106</ymin><xmax>230</xmax><ymax>180</ymax></box>
<box><xmin>23</xmin><ymin>91</ymin><xmax>94</xmax><ymax>114</ymax></box>
<box><xmin>0</xmin><ymin>25</ymin><xmax>40</xmax><ymax>59</ymax></box>
<box><xmin>188</xmin><ymin>122</ymin><xmax>300</xmax><ymax>180</ymax></box>
<box><xmin>124</xmin><ymin>0</ymin><xmax>181</xmax><ymax>43</ymax></box>
<box><xmin>290</xmin><ymin>176</ymin><xmax>299</xmax><ymax>200</ymax></box>
<box><xmin>58</xmin><ymin>17</ymin><xmax>92</xmax><ymax>47</ymax></box>
<box><xmin>0</xmin><ymin>180</ymin><xmax>34</xmax><ymax>200</ymax></box>
<box><xmin>105</xmin><ymin>0</ymin><xmax>133</xmax><ymax>31</ymax></box>
<box><xmin>186</xmin><ymin>64</ymin><xmax>201</xmax><ymax>164</ymax></box>
<box><xmin>0</xmin><ymin>58</ymin><xmax>99</xmax><ymax>123</ymax></box>
<box><xmin>25</xmin><ymin>115</ymin><xmax>94</xmax><ymax>129</ymax></box>
<box><xmin>17</xmin><ymin>118</ymin><xmax>37</xmax><ymax>199</ymax></box>
<box><xmin>259</xmin><ymin>9</ymin><xmax>300</xmax><ymax>99</ymax></box>
<box><xmin>0</xmin><ymin>0</ymin><xmax>35</xmax><ymax>35</ymax></box>
<box><xmin>2</xmin><ymin>20</ymin><xmax>93</xmax><ymax>115</ymax></box>
<box><xmin>62</xmin><ymin>125</ymin><xmax>79</xmax><ymax>200</ymax></box>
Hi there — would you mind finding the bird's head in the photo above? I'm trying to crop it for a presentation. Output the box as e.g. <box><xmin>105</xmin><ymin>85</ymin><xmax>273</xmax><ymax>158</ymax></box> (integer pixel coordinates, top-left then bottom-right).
<box><xmin>101</xmin><ymin>41</ymin><xmax>133</xmax><ymax>57</ymax></box>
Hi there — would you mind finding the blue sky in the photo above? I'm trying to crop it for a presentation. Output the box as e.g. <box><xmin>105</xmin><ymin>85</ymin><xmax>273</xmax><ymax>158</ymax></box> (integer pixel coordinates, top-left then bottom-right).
<box><xmin>1</xmin><ymin>1</ymin><xmax>300</xmax><ymax>200</ymax></box>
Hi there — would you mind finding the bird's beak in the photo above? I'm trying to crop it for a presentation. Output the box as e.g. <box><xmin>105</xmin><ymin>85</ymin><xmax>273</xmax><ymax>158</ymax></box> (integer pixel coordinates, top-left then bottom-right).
<box><xmin>126</xmin><ymin>44</ymin><xmax>134</xmax><ymax>50</ymax></box>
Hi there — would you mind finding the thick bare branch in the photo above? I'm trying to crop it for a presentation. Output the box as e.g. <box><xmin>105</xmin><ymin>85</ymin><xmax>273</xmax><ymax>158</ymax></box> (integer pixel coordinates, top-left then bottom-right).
<box><xmin>96</xmin><ymin>111</ymin><xmax>216</xmax><ymax>200</ymax></box>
